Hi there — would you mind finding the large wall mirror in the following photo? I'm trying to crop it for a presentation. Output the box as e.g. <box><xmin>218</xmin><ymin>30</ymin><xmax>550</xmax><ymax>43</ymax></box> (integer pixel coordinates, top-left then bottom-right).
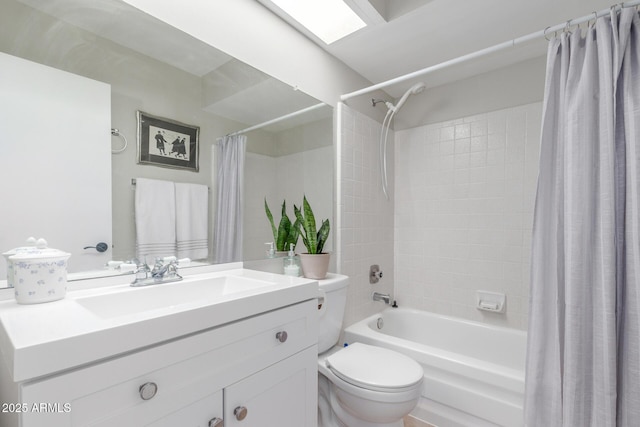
<box><xmin>0</xmin><ymin>0</ymin><xmax>333</xmax><ymax>288</ymax></box>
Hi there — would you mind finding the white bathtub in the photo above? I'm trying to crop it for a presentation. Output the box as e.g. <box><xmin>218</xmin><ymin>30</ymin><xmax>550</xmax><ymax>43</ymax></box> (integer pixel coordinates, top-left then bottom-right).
<box><xmin>343</xmin><ymin>308</ymin><xmax>526</xmax><ymax>427</ymax></box>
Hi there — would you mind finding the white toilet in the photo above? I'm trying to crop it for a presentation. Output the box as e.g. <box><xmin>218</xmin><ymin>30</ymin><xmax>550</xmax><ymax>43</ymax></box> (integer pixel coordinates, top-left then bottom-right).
<box><xmin>317</xmin><ymin>274</ymin><xmax>423</xmax><ymax>427</ymax></box>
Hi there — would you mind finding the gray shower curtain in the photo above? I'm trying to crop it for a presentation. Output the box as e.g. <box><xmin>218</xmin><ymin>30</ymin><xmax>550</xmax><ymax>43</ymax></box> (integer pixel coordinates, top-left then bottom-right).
<box><xmin>212</xmin><ymin>134</ymin><xmax>246</xmax><ymax>264</ymax></box>
<box><xmin>525</xmin><ymin>8</ymin><xmax>640</xmax><ymax>426</ymax></box>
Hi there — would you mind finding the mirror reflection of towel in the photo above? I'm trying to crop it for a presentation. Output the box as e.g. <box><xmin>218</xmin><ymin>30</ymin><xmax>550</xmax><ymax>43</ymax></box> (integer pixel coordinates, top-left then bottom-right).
<box><xmin>135</xmin><ymin>178</ymin><xmax>177</xmax><ymax>260</ymax></box>
<box><xmin>175</xmin><ymin>183</ymin><xmax>209</xmax><ymax>260</ymax></box>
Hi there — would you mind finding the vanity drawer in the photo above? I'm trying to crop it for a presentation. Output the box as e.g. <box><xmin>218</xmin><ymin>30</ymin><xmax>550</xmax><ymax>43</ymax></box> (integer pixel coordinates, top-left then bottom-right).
<box><xmin>20</xmin><ymin>299</ymin><xmax>317</xmax><ymax>427</ymax></box>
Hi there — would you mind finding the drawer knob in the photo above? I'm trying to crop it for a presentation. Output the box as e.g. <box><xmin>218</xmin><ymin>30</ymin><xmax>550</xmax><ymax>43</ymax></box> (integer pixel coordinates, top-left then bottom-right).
<box><xmin>208</xmin><ymin>417</ymin><xmax>224</xmax><ymax>427</ymax></box>
<box><xmin>234</xmin><ymin>406</ymin><xmax>248</xmax><ymax>421</ymax></box>
<box><xmin>275</xmin><ymin>331</ymin><xmax>288</xmax><ymax>343</ymax></box>
<box><xmin>139</xmin><ymin>382</ymin><xmax>158</xmax><ymax>400</ymax></box>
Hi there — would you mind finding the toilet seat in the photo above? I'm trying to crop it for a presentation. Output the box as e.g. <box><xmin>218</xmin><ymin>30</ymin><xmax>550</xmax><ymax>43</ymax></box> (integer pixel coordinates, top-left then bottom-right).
<box><xmin>325</xmin><ymin>343</ymin><xmax>423</xmax><ymax>393</ymax></box>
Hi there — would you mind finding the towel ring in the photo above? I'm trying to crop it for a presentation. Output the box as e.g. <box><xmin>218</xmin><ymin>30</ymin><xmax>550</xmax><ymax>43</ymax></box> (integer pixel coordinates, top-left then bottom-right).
<box><xmin>111</xmin><ymin>128</ymin><xmax>128</xmax><ymax>154</ymax></box>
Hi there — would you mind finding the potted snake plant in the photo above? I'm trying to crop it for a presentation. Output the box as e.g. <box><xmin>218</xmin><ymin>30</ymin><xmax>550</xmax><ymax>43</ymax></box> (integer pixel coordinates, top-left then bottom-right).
<box><xmin>264</xmin><ymin>199</ymin><xmax>299</xmax><ymax>254</ymax></box>
<box><xmin>294</xmin><ymin>195</ymin><xmax>330</xmax><ymax>279</ymax></box>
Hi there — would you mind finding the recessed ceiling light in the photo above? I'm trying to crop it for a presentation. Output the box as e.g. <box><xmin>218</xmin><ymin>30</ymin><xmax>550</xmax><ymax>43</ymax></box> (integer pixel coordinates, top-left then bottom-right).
<box><xmin>266</xmin><ymin>0</ymin><xmax>366</xmax><ymax>44</ymax></box>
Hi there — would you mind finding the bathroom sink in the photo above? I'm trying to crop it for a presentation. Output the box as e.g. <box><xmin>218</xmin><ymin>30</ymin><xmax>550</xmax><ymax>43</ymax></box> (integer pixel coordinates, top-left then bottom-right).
<box><xmin>0</xmin><ymin>267</ymin><xmax>319</xmax><ymax>382</ymax></box>
<box><xmin>76</xmin><ymin>274</ymin><xmax>274</xmax><ymax>318</ymax></box>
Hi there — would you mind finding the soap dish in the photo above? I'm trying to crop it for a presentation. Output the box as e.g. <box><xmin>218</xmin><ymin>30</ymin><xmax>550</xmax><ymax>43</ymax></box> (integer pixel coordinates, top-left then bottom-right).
<box><xmin>476</xmin><ymin>290</ymin><xmax>506</xmax><ymax>313</ymax></box>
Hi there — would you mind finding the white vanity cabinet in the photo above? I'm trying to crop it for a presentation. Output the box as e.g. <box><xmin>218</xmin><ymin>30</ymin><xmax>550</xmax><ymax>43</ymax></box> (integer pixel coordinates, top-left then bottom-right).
<box><xmin>223</xmin><ymin>347</ymin><xmax>316</xmax><ymax>427</ymax></box>
<box><xmin>13</xmin><ymin>299</ymin><xmax>318</xmax><ymax>427</ymax></box>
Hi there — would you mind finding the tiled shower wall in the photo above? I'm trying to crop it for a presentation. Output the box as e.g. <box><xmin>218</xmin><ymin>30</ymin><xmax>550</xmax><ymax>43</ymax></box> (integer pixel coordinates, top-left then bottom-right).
<box><xmin>338</xmin><ymin>104</ymin><xmax>395</xmax><ymax>330</ymax></box>
<box><xmin>394</xmin><ymin>102</ymin><xmax>542</xmax><ymax>330</ymax></box>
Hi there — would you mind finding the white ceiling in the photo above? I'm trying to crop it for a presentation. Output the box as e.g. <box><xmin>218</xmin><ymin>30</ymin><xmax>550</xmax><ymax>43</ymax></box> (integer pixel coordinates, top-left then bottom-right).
<box><xmin>292</xmin><ymin>0</ymin><xmax>618</xmax><ymax>98</ymax></box>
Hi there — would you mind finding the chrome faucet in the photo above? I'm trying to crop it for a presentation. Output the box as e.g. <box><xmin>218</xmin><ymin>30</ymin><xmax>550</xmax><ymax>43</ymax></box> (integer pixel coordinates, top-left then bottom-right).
<box><xmin>372</xmin><ymin>292</ymin><xmax>391</xmax><ymax>305</ymax></box>
<box><xmin>151</xmin><ymin>258</ymin><xmax>170</xmax><ymax>278</ymax></box>
<box><xmin>131</xmin><ymin>257</ymin><xmax>182</xmax><ymax>287</ymax></box>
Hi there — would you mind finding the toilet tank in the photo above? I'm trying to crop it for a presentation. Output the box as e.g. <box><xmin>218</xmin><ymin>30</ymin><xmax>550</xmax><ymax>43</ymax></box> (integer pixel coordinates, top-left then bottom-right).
<box><xmin>317</xmin><ymin>273</ymin><xmax>349</xmax><ymax>353</ymax></box>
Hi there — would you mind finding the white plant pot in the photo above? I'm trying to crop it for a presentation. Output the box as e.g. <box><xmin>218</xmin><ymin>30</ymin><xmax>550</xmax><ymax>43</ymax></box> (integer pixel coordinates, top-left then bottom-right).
<box><xmin>299</xmin><ymin>253</ymin><xmax>330</xmax><ymax>280</ymax></box>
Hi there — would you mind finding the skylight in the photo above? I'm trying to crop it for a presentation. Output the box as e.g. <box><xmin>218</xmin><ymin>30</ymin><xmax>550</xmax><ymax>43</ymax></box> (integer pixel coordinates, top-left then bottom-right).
<box><xmin>267</xmin><ymin>0</ymin><xmax>366</xmax><ymax>44</ymax></box>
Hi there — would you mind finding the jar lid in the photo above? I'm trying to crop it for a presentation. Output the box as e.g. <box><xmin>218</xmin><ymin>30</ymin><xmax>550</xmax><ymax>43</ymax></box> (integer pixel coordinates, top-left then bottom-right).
<box><xmin>8</xmin><ymin>238</ymin><xmax>70</xmax><ymax>261</ymax></box>
<box><xmin>2</xmin><ymin>237</ymin><xmax>37</xmax><ymax>257</ymax></box>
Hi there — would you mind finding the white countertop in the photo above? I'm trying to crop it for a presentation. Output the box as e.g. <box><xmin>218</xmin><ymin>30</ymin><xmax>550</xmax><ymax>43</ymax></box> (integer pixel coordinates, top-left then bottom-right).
<box><xmin>0</xmin><ymin>267</ymin><xmax>319</xmax><ymax>382</ymax></box>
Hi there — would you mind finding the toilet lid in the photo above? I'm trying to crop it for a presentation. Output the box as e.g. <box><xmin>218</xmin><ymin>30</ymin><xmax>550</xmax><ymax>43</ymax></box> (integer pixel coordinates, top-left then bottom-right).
<box><xmin>326</xmin><ymin>343</ymin><xmax>423</xmax><ymax>392</ymax></box>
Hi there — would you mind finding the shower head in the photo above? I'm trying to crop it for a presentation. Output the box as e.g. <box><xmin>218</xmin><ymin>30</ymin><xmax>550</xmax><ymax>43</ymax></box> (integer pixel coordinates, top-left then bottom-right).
<box><xmin>388</xmin><ymin>82</ymin><xmax>426</xmax><ymax>113</ymax></box>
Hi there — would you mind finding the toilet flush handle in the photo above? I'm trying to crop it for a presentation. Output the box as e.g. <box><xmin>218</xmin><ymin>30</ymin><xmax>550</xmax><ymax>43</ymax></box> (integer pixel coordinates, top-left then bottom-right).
<box><xmin>317</xmin><ymin>289</ymin><xmax>327</xmax><ymax>316</ymax></box>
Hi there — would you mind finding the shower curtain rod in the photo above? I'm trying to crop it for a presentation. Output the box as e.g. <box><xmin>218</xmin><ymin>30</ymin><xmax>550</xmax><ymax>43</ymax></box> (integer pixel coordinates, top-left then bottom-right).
<box><xmin>340</xmin><ymin>0</ymin><xmax>640</xmax><ymax>101</ymax></box>
<box><xmin>227</xmin><ymin>102</ymin><xmax>326</xmax><ymax>136</ymax></box>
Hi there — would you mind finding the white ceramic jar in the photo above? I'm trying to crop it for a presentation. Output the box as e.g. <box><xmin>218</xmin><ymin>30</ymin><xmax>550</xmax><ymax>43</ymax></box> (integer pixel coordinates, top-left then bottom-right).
<box><xmin>9</xmin><ymin>239</ymin><xmax>70</xmax><ymax>304</ymax></box>
<box><xmin>3</xmin><ymin>237</ymin><xmax>38</xmax><ymax>288</ymax></box>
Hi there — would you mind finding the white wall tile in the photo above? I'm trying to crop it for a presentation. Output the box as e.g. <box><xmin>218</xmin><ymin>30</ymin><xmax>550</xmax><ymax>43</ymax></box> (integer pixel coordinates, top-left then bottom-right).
<box><xmin>338</xmin><ymin>102</ymin><xmax>541</xmax><ymax>332</ymax></box>
<box><xmin>455</xmin><ymin>123</ymin><xmax>471</xmax><ymax>139</ymax></box>
<box><xmin>338</xmin><ymin>104</ymin><xmax>395</xmax><ymax>330</ymax></box>
<box><xmin>440</xmin><ymin>125</ymin><xmax>455</xmax><ymax>141</ymax></box>
<box><xmin>393</xmin><ymin>102</ymin><xmax>542</xmax><ymax>330</ymax></box>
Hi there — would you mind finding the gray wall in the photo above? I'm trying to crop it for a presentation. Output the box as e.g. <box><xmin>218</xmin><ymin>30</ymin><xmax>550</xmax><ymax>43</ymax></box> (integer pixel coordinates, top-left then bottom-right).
<box><xmin>394</xmin><ymin>56</ymin><xmax>546</xmax><ymax>130</ymax></box>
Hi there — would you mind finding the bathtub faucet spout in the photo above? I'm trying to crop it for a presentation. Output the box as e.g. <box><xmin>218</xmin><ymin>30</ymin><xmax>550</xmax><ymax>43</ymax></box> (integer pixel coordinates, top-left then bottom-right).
<box><xmin>372</xmin><ymin>292</ymin><xmax>391</xmax><ymax>305</ymax></box>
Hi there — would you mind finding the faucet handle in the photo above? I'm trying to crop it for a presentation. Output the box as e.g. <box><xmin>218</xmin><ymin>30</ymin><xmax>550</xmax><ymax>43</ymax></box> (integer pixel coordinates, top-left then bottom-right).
<box><xmin>166</xmin><ymin>258</ymin><xmax>178</xmax><ymax>271</ymax></box>
<box><xmin>133</xmin><ymin>260</ymin><xmax>151</xmax><ymax>280</ymax></box>
<box><xmin>369</xmin><ymin>265</ymin><xmax>383</xmax><ymax>284</ymax></box>
<box><xmin>131</xmin><ymin>258</ymin><xmax>150</xmax><ymax>270</ymax></box>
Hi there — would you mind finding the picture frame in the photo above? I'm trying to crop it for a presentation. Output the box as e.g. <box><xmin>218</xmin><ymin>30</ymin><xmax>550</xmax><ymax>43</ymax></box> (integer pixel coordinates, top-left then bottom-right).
<box><xmin>136</xmin><ymin>111</ymin><xmax>200</xmax><ymax>172</ymax></box>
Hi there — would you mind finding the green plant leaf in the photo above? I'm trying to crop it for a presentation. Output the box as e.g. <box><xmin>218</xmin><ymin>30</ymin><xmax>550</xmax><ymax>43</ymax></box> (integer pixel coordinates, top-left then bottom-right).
<box><xmin>302</xmin><ymin>196</ymin><xmax>317</xmax><ymax>253</ymax></box>
<box><xmin>276</xmin><ymin>214</ymin><xmax>291</xmax><ymax>251</ymax></box>
<box><xmin>264</xmin><ymin>198</ymin><xmax>277</xmax><ymax>243</ymax></box>
<box><xmin>316</xmin><ymin>219</ymin><xmax>330</xmax><ymax>253</ymax></box>
<box><xmin>272</xmin><ymin>200</ymin><xmax>291</xmax><ymax>251</ymax></box>
<box><xmin>285</xmin><ymin>218</ymin><xmax>300</xmax><ymax>251</ymax></box>
<box><xmin>294</xmin><ymin>197</ymin><xmax>329</xmax><ymax>254</ymax></box>
<box><xmin>265</xmin><ymin>199</ymin><xmax>300</xmax><ymax>251</ymax></box>
<box><xmin>281</xmin><ymin>200</ymin><xmax>287</xmax><ymax>220</ymax></box>
<box><xmin>294</xmin><ymin>204</ymin><xmax>311</xmax><ymax>253</ymax></box>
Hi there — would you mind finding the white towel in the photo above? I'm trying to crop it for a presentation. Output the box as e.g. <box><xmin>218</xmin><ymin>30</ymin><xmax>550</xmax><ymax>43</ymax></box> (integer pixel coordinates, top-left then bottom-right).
<box><xmin>175</xmin><ymin>182</ymin><xmax>209</xmax><ymax>260</ymax></box>
<box><xmin>135</xmin><ymin>178</ymin><xmax>177</xmax><ymax>260</ymax></box>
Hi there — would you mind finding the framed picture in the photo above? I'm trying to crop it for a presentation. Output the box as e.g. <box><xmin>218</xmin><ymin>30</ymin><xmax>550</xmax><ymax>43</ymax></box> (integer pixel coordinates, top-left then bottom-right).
<box><xmin>136</xmin><ymin>111</ymin><xmax>200</xmax><ymax>172</ymax></box>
